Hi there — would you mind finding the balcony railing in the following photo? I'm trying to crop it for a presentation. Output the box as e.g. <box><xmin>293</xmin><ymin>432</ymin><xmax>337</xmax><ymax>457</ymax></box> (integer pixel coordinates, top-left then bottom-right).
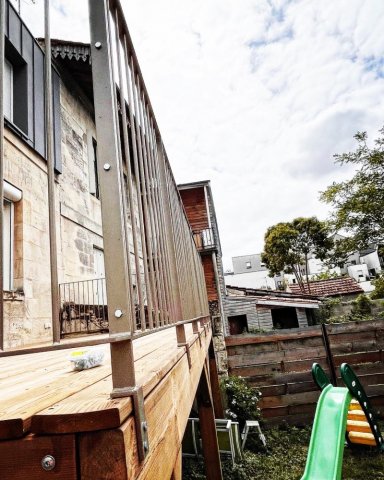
<box><xmin>59</xmin><ymin>278</ymin><xmax>108</xmax><ymax>337</ymax></box>
<box><xmin>193</xmin><ymin>228</ymin><xmax>216</xmax><ymax>252</ymax></box>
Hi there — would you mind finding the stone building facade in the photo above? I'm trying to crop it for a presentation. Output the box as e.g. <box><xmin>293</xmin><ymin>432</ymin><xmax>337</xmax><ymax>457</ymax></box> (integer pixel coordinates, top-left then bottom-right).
<box><xmin>1</xmin><ymin>4</ymin><xmax>145</xmax><ymax>348</ymax></box>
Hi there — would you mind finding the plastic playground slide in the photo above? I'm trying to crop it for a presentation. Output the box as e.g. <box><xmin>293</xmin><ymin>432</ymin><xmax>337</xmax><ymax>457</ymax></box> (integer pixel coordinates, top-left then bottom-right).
<box><xmin>301</xmin><ymin>363</ymin><xmax>383</xmax><ymax>480</ymax></box>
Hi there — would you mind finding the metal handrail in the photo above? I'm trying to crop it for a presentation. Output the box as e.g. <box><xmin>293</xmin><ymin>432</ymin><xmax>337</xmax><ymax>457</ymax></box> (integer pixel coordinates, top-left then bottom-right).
<box><xmin>193</xmin><ymin>227</ymin><xmax>216</xmax><ymax>251</ymax></box>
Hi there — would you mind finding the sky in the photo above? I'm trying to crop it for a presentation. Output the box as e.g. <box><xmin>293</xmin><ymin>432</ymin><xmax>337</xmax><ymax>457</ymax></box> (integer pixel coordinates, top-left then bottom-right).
<box><xmin>14</xmin><ymin>0</ymin><xmax>384</xmax><ymax>271</ymax></box>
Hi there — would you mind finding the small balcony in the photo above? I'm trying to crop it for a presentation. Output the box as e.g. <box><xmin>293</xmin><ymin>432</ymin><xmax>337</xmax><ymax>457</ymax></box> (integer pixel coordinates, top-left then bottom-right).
<box><xmin>59</xmin><ymin>278</ymin><xmax>108</xmax><ymax>337</ymax></box>
<box><xmin>193</xmin><ymin>228</ymin><xmax>217</xmax><ymax>252</ymax></box>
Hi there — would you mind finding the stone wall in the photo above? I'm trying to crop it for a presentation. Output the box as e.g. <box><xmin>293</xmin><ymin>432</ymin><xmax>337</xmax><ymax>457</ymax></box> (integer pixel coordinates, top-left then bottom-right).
<box><xmin>3</xmin><ymin>128</ymin><xmax>52</xmax><ymax>347</ymax></box>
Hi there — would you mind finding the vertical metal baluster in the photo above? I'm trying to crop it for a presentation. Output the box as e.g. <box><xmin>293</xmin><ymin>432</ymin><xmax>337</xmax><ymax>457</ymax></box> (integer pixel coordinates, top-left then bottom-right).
<box><xmin>139</xmin><ymin>101</ymin><xmax>160</xmax><ymax>329</ymax></box>
<box><xmin>153</xmin><ymin>143</ymin><xmax>176</xmax><ymax>324</ymax></box>
<box><xmin>44</xmin><ymin>0</ymin><xmax>60</xmax><ymax>343</ymax></box>
<box><xmin>0</xmin><ymin>0</ymin><xmax>4</xmax><ymax>350</ymax></box>
<box><xmin>129</xmin><ymin>73</ymin><xmax>156</xmax><ymax>330</ymax></box>
<box><xmin>145</xmin><ymin>127</ymin><xmax>168</xmax><ymax>325</ymax></box>
<box><xmin>113</xmin><ymin>12</ymin><xmax>144</xmax><ymax>331</ymax></box>
<box><xmin>141</xmin><ymin>107</ymin><xmax>172</xmax><ymax>325</ymax></box>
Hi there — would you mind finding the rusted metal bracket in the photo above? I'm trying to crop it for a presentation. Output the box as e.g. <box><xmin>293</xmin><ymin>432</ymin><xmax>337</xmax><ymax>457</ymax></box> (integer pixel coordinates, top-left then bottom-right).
<box><xmin>110</xmin><ymin>386</ymin><xmax>149</xmax><ymax>461</ymax></box>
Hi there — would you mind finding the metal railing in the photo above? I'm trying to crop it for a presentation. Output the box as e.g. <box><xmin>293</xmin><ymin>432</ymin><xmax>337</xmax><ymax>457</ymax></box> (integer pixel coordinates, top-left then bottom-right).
<box><xmin>59</xmin><ymin>278</ymin><xmax>108</xmax><ymax>337</ymax></box>
<box><xmin>193</xmin><ymin>228</ymin><xmax>217</xmax><ymax>252</ymax></box>
<box><xmin>0</xmin><ymin>0</ymin><xmax>212</xmax><ymax>462</ymax></box>
<box><xmin>89</xmin><ymin>2</ymin><xmax>210</xmax><ymax>454</ymax></box>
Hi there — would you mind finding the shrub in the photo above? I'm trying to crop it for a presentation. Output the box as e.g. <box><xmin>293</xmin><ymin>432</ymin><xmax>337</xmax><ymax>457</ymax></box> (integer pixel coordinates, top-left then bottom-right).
<box><xmin>371</xmin><ymin>275</ymin><xmax>384</xmax><ymax>299</ymax></box>
<box><xmin>221</xmin><ymin>376</ymin><xmax>261</xmax><ymax>429</ymax></box>
<box><xmin>351</xmin><ymin>293</ymin><xmax>372</xmax><ymax>316</ymax></box>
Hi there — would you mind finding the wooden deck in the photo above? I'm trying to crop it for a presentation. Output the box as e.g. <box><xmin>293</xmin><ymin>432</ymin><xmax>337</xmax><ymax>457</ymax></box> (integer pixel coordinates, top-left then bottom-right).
<box><xmin>0</xmin><ymin>323</ymin><xmax>213</xmax><ymax>479</ymax></box>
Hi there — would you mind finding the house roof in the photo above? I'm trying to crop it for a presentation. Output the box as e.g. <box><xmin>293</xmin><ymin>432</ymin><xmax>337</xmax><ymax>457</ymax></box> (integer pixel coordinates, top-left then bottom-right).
<box><xmin>288</xmin><ymin>277</ymin><xmax>364</xmax><ymax>297</ymax></box>
<box><xmin>226</xmin><ymin>285</ymin><xmax>319</xmax><ymax>299</ymax></box>
<box><xmin>226</xmin><ymin>285</ymin><xmax>320</xmax><ymax>308</ymax></box>
<box><xmin>38</xmin><ymin>39</ymin><xmax>94</xmax><ymax>105</ymax></box>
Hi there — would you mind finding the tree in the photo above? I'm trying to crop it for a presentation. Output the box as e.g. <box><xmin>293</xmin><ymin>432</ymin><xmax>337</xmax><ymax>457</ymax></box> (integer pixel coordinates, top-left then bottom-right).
<box><xmin>261</xmin><ymin>217</ymin><xmax>332</xmax><ymax>293</ymax></box>
<box><xmin>321</xmin><ymin>127</ymin><xmax>384</xmax><ymax>256</ymax></box>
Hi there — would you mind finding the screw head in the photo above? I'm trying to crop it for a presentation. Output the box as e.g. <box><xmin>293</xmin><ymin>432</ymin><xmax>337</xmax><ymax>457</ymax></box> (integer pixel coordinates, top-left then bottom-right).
<box><xmin>95</xmin><ymin>42</ymin><xmax>102</xmax><ymax>49</ymax></box>
<box><xmin>114</xmin><ymin>309</ymin><xmax>123</xmax><ymax>318</ymax></box>
<box><xmin>142</xmin><ymin>421</ymin><xmax>148</xmax><ymax>432</ymax></box>
<box><xmin>352</xmin><ymin>381</ymin><xmax>356</xmax><ymax>387</ymax></box>
<box><xmin>143</xmin><ymin>440</ymin><xmax>149</xmax><ymax>452</ymax></box>
<box><xmin>103</xmin><ymin>163</ymin><xmax>111</xmax><ymax>171</ymax></box>
<box><xmin>41</xmin><ymin>455</ymin><xmax>56</xmax><ymax>471</ymax></box>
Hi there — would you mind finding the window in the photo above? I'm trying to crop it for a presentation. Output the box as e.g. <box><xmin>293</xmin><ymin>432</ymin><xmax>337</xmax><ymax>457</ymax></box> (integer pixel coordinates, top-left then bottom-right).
<box><xmin>88</xmin><ymin>136</ymin><xmax>100</xmax><ymax>199</ymax></box>
<box><xmin>2</xmin><ymin>182</ymin><xmax>22</xmax><ymax>292</ymax></box>
<box><xmin>3</xmin><ymin>200</ymin><xmax>14</xmax><ymax>291</ymax></box>
<box><xmin>228</xmin><ymin>314</ymin><xmax>248</xmax><ymax>335</ymax></box>
<box><xmin>3</xmin><ymin>59</ymin><xmax>13</xmax><ymax>121</ymax></box>
<box><xmin>246</xmin><ymin>261</ymin><xmax>251</xmax><ymax>269</ymax></box>
<box><xmin>93</xmin><ymin>247</ymin><xmax>105</xmax><ymax>278</ymax></box>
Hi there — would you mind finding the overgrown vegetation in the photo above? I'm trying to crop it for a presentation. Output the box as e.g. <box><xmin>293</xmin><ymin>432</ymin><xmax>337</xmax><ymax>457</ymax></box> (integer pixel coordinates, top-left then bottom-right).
<box><xmin>221</xmin><ymin>376</ymin><xmax>261</xmax><ymax>429</ymax></box>
<box><xmin>315</xmin><ymin>294</ymin><xmax>379</xmax><ymax>324</ymax></box>
<box><xmin>371</xmin><ymin>275</ymin><xmax>384</xmax><ymax>299</ymax></box>
<box><xmin>183</xmin><ymin>424</ymin><xmax>384</xmax><ymax>479</ymax></box>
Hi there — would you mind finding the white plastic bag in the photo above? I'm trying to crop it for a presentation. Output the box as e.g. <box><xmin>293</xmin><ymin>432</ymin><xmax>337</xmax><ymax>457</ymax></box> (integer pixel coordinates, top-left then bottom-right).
<box><xmin>69</xmin><ymin>348</ymin><xmax>105</xmax><ymax>371</ymax></box>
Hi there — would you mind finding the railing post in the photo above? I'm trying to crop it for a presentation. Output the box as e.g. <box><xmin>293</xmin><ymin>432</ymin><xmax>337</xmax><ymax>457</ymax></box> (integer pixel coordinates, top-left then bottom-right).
<box><xmin>44</xmin><ymin>0</ymin><xmax>61</xmax><ymax>344</ymax></box>
<box><xmin>0</xmin><ymin>0</ymin><xmax>5</xmax><ymax>350</ymax></box>
<box><xmin>88</xmin><ymin>0</ymin><xmax>149</xmax><ymax>461</ymax></box>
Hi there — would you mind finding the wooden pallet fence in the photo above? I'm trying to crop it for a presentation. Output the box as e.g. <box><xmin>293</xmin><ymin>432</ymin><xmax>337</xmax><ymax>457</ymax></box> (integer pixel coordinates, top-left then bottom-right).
<box><xmin>226</xmin><ymin>320</ymin><xmax>384</xmax><ymax>425</ymax></box>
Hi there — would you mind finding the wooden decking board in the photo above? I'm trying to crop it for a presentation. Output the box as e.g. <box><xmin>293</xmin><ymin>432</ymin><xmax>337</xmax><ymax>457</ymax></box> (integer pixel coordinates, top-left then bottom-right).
<box><xmin>78</xmin><ymin>326</ymin><xmax>211</xmax><ymax>480</ymax></box>
<box><xmin>0</xmin><ymin>324</ymin><xmax>205</xmax><ymax>440</ymax></box>
<box><xmin>31</xmin><ymin>327</ymin><xmax>202</xmax><ymax>435</ymax></box>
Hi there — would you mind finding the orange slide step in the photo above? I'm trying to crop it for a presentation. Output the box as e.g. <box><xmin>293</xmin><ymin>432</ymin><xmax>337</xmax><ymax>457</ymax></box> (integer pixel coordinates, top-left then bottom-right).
<box><xmin>347</xmin><ymin>409</ymin><xmax>367</xmax><ymax>422</ymax></box>
<box><xmin>346</xmin><ymin>420</ymin><xmax>372</xmax><ymax>434</ymax></box>
<box><xmin>348</xmin><ymin>431</ymin><xmax>377</xmax><ymax>447</ymax></box>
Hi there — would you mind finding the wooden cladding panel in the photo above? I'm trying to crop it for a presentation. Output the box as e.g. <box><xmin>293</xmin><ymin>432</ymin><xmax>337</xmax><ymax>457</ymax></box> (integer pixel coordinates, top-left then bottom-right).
<box><xmin>179</xmin><ymin>188</ymin><xmax>209</xmax><ymax>231</ymax></box>
<box><xmin>202</xmin><ymin>255</ymin><xmax>218</xmax><ymax>301</ymax></box>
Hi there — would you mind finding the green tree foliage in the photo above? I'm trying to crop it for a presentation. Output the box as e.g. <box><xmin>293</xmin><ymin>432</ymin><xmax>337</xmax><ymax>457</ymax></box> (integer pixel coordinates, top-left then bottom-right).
<box><xmin>261</xmin><ymin>217</ymin><xmax>332</xmax><ymax>293</ymax></box>
<box><xmin>370</xmin><ymin>275</ymin><xmax>384</xmax><ymax>299</ymax></box>
<box><xmin>321</xmin><ymin>127</ymin><xmax>384</xmax><ymax>257</ymax></box>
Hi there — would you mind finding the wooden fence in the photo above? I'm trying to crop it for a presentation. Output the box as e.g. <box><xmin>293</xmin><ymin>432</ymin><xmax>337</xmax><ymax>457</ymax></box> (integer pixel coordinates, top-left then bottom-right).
<box><xmin>226</xmin><ymin>320</ymin><xmax>384</xmax><ymax>426</ymax></box>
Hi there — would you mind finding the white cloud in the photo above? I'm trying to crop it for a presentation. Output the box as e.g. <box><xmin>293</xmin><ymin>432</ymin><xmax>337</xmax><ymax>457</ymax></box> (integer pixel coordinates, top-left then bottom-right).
<box><xmin>16</xmin><ymin>0</ymin><xmax>384</xmax><ymax>270</ymax></box>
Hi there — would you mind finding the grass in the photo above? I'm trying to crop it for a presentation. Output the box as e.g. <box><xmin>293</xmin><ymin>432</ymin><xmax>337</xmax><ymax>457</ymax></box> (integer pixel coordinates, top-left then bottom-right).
<box><xmin>183</xmin><ymin>424</ymin><xmax>384</xmax><ymax>480</ymax></box>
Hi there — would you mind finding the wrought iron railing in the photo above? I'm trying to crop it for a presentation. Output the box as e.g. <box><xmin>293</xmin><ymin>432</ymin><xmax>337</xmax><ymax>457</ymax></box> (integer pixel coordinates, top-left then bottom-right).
<box><xmin>193</xmin><ymin>228</ymin><xmax>216</xmax><ymax>252</ymax></box>
<box><xmin>59</xmin><ymin>278</ymin><xmax>108</xmax><ymax>337</ymax></box>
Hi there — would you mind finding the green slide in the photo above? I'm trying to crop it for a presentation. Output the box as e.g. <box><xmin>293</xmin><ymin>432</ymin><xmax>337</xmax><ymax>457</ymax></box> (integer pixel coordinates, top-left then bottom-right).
<box><xmin>301</xmin><ymin>384</ymin><xmax>352</xmax><ymax>480</ymax></box>
<box><xmin>301</xmin><ymin>363</ymin><xmax>383</xmax><ymax>479</ymax></box>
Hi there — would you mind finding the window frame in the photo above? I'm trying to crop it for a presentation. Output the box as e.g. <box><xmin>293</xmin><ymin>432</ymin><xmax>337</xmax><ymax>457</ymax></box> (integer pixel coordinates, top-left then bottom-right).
<box><xmin>4</xmin><ymin>58</ymin><xmax>13</xmax><ymax>122</ymax></box>
<box><xmin>3</xmin><ymin>199</ymin><xmax>14</xmax><ymax>291</ymax></box>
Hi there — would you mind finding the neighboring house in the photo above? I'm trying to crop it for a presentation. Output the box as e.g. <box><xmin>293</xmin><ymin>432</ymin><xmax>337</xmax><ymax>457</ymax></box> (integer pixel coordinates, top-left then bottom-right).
<box><xmin>225</xmin><ymin>253</ymin><xmax>279</xmax><ymax>290</ymax></box>
<box><xmin>225</xmin><ymin>286</ymin><xmax>320</xmax><ymax>334</ymax></box>
<box><xmin>288</xmin><ymin>276</ymin><xmax>364</xmax><ymax>300</ymax></box>
<box><xmin>178</xmin><ymin>180</ymin><xmax>228</xmax><ymax>373</ymax></box>
<box><xmin>232</xmin><ymin>253</ymin><xmax>267</xmax><ymax>274</ymax></box>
